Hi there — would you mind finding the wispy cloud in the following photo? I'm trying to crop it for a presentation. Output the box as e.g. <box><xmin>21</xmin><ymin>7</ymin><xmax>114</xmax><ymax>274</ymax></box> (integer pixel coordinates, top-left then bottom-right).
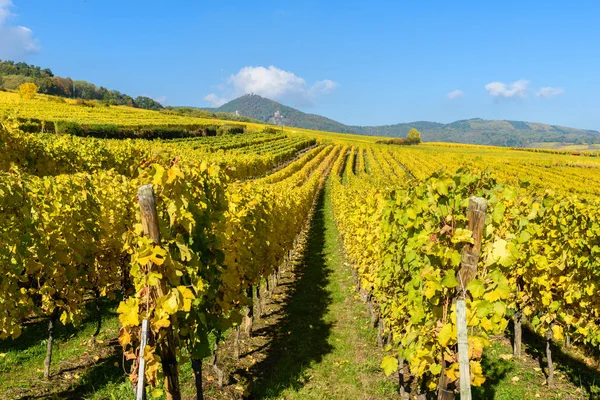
<box><xmin>204</xmin><ymin>93</ymin><xmax>229</xmax><ymax>107</ymax></box>
<box><xmin>536</xmin><ymin>87</ymin><xmax>564</xmax><ymax>98</ymax></box>
<box><xmin>153</xmin><ymin>95</ymin><xmax>167</xmax><ymax>105</ymax></box>
<box><xmin>0</xmin><ymin>0</ymin><xmax>39</xmax><ymax>59</ymax></box>
<box><xmin>485</xmin><ymin>80</ymin><xmax>529</xmax><ymax>98</ymax></box>
<box><xmin>447</xmin><ymin>89</ymin><xmax>464</xmax><ymax>99</ymax></box>
<box><xmin>204</xmin><ymin>65</ymin><xmax>338</xmax><ymax>107</ymax></box>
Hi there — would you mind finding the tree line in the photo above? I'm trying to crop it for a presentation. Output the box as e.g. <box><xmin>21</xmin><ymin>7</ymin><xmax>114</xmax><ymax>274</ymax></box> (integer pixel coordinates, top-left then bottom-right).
<box><xmin>376</xmin><ymin>128</ymin><xmax>422</xmax><ymax>145</ymax></box>
<box><xmin>0</xmin><ymin>59</ymin><xmax>163</xmax><ymax>110</ymax></box>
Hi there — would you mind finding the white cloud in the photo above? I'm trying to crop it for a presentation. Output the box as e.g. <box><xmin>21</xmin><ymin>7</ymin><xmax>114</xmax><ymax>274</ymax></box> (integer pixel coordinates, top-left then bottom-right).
<box><xmin>536</xmin><ymin>87</ymin><xmax>564</xmax><ymax>98</ymax></box>
<box><xmin>0</xmin><ymin>1</ymin><xmax>39</xmax><ymax>59</ymax></box>
<box><xmin>228</xmin><ymin>66</ymin><xmax>306</xmax><ymax>99</ymax></box>
<box><xmin>485</xmin><ymin>80</ymin><xmax>529</xmax><ymax>98</ymax></box>
<box><xmin>0</xmin><ymin>26</ymin><xmax>39</xmax><ymax>56</ymax></box>
<box><xmin>204</xmin><ymin>65</ymin><xmax>338</xmax><ymax>107</ymax></box>
<box><xmin>0</xmin><ymin>0</ymin><xmax>14</xmax><ymax>24</ymax></box>
<box><xmin>203</xmin><ymin>93</ymin><xmax>229</xmax><ymax>107</ymax></box>
<box><xmin>447</xmin><ymin>89</ymin><xmax>464</xmax><ymax>99</ymax></box>
<box><xmin>310</xmin><ymin>79</ymin><xmax>338</xmax><ymax>95</ymax></box>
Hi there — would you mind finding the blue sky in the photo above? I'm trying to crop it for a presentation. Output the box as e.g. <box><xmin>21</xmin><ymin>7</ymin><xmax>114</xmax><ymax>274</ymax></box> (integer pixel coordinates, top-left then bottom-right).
<box><xmin>2</xmin><ymin>0</ymin><xmax>600</xmax><ymax>130</ymax></box>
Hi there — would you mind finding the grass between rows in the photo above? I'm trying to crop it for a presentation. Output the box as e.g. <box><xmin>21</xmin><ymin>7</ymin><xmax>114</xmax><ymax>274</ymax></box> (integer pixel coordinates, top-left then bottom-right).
<box><xmin>244</xmin><ymin>183</ymin><xmax>398</xmax><ymax>399</ymax></box>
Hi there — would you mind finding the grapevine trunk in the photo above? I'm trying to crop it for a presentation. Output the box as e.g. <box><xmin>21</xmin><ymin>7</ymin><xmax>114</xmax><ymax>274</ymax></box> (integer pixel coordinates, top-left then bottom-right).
<box><xmin>191</xmin><ymin>358</ymin><xmax>204</xmax><ymax>400</ymax></box>
<box><xmin>43</xmin><ymin>308</ymin><xmax>60</xmax><ymax>379</ymax></box>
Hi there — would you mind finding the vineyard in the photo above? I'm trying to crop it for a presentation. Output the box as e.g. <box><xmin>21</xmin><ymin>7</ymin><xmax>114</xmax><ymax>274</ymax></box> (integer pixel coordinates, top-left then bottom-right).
<box><xmin>1</xmin><ymin>94</ymin><xmax>600</xmax><ymax>400</ymax></box>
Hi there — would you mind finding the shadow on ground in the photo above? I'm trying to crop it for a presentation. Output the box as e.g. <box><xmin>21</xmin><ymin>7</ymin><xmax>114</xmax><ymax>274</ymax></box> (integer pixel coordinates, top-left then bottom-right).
<box><xmin>23</xmin><ymin>339</ymin><xmax>128</xmax><ymax>400</ymax></box>
<box><xmin>475</xmin><ymin>319</ymin><xmax>600</xmax><ymax>399</ymax></box>
<box><xmin>519</xmin><ymin>323</ymin><xmax>600</xmax><ymax>396</ymax></box>
<box><xmin>242</xmin><ymin>190</ymin><xmax>334</xmax><ymax>399</ymax></box>
<box><xmin>472</xmin><ymin>345</ymin><xmax>513</xmax><ymax>399</ymax></box>
<box><xmin>0</xmin><ymin>302</ymin><xmax>130</xmax><ymax>400</ymax></box>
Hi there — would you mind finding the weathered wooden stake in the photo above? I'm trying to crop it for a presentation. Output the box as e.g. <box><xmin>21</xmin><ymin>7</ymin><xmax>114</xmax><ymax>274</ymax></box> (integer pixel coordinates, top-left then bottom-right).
<box><xmin>377</xmin><ymin>317</ymin><xmax>384</xmax><ymax>347</ymax></box>
<box><xmin>271</xmin><ymin>271</ymin><xmax>278</xmax><ymax>290</ymax></box>
<box><xmin>546</xmin><ymin>323</ymin><xmax>555</xmax><ymax>387</ymax></box>
<box><xmin>513</xmin><ymin>310</ymin><xmax>522</xmax><ymax>358</ymax></box>
<box><xmin>457</xmin><ymin>197</ymin><xmax>487</xmax><ymax>288</ymax></box>
<box><xmin>455</xmin><ymin>196</ymin><xmax>487</xmax><ymax>400</ymax></box>
<box><xmin>234</xmin><ymin>326</ymin><xmax>241</xmax><ymax>360</ymax></box>
<box><xmin>244</xmin><ymin>287</ymin><xmax>254</xmax><ymax>335</ymax></box>
<box><xmin>209</xmin><ymin>341</ymin><xmax>225</xmax><ymax>388</ymax></box>
<box><xmin>265</xmin><ymin>274</ymin><xmax>270</xmax><ymax>294</ymax></box>
<box><xmin>369</xmin><ymin>296</ymin><xmax>379</xmax><ymax>328</ymax></box>
<box><xmin>255</xmin><ymin>285</ymin><xmax>262</xmax><ymax>318</ymax></box>
<box><xmin>138</xmin><ymin>184</ymin><xmax>181</xmax><ymax>400</ymax></box>
<box><xmin>398</xmin><ymin>355</ymin><xmax>407</xmax><ymax>398</ymax></box>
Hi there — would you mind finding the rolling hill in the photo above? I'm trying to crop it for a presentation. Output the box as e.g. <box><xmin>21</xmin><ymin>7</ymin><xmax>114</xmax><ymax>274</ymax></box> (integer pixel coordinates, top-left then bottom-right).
<box><xmin>214</xmin><ymin>94</ymin><xmax>349</xmax><ymax>133</ymax></box>
<box><xmin>213</xmin><ymin>94</ymin><xmax>600</xmax><ymax>147</ymax></box>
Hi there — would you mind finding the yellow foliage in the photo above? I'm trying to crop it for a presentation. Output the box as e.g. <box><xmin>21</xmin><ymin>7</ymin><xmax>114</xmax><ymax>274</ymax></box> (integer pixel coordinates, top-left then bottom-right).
<box><xmin>18</xmin><ymin>82</ymin><xmax>39</xmax><ymax>100</ymax></box>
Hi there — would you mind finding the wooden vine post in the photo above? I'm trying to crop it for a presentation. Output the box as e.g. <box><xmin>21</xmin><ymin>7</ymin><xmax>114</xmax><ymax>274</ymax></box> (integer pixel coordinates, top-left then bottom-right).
<box><xmin>546</xmin><ymin>323</ymin><xmax>555</xmax><ymax>387</ymax></box>
<box><xmin>138</xmin><ymin>184</ymin><xmax>182</xmax><ymax>400</ymax></box>
<box><xmin>456</xmin><ymin>197</ymin><xmax>487</xmax><ymax>400</ymax></box>
<box><xmin>136</xmin><ymin>319</ymin><xmax>149</xmax><ymax>400</ymax></box>
<box><xmin>244</xmin><ymin>287</ymin><xmax>254</xmax><ymax>335</ymax></box>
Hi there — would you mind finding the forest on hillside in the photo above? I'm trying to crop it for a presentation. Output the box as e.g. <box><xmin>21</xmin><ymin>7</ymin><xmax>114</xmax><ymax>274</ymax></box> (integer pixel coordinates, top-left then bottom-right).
<box><xmin>0</xmin><ymin>59</ymin><xmax>163</xmax><ymax>110</ymax></box>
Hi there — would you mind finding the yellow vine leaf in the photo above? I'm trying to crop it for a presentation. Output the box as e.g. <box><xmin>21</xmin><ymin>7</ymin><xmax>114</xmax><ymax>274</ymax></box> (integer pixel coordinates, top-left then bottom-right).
<box><xmin>438</xmin><ymin>323</ymin><xmax>453</xmax><ymax>347</ymax></box>
<box><xmin>380</xmin><ymin>355</ymin><xmax>398</xmax><ymax>376</ymax></box>
<box><xmin>117</xmin><ymin>298</ymin><xmax>139</xmax><ymax>327</ymax></box>
<box><xmin>167</xmin><ymin>166</ymin><xmax>184</xmax><ymax>183</ymax></box>
<box><xmin>470</xmin><ymin>360</ymin><xmax>486</xmax><ymax>386</ymax></box>
<box><xmin>451</xmin><ymin>228</ymin><xmax>474</xmax><ymax>244</ymax></box>
<box><xmin>551</xmin><ymin>325</ymin><xmax>564</xmax><ymax>340</ymax></box>
<box><xmin>177</xmin><ymin>286</ymin><xmax>195</xmax><ymax>312</ymax></box>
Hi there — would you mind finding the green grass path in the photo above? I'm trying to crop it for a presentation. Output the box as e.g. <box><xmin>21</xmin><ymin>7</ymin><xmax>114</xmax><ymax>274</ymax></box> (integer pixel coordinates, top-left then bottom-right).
<box><xmin>250</xmin><ymin>184</ymin><xmax>397</xmax><ymax>399</ymax></box>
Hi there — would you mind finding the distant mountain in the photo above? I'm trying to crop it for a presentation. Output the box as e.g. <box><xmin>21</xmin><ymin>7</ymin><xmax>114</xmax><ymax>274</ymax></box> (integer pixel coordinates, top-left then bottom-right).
<box><xmin>351</xmin><ymin>119</ymin><xmax>600</xmax><ymax>147</ymax></box>
<box><xmin>215</xmin><ymin>94</ymin><xmax>600</xmax><ymax>147</ymax></box>
<box><xmin>215</xmin><ymin>94</ymin><xmax>349</xmax><ymax>133</ymax></box>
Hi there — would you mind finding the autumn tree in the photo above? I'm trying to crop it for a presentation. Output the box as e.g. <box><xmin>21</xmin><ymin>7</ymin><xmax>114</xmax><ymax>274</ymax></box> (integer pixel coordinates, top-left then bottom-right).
<box><xmin>406</xmin><ymin>128</ymin><xmax>422</xmax><ymax>144</ymax></box>
<box><xmin>19</xmin><ymin>82</ymin><xmax>39</xmax><ymax>100</ymax></box>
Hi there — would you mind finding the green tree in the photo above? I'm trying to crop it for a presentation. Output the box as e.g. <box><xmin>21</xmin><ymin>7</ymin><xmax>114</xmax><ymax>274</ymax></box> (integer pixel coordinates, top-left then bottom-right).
<box><xmin>406</xmin><ymin>128</ymin><xmax>422</xmax><ymax>144</ymax></box>
<box><xmin>1</xmin><ymin>75</ymin><xmax>31</xmax><ymax>90</ymax></box>
<box><xmin>134</xmin><ymin>96</ymin><xmax>164</xmax><ymax>110</ymax></box>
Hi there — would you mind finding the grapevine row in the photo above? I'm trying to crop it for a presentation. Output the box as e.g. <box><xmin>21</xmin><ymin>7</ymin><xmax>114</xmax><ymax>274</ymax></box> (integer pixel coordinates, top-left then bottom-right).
<box><xmin>0</xmin><ymin>120</ymin><xmax>341</xmax><ymax>397</ymax></box>
<box><xmin>331</xmin><ymin>149</ymin><xmax>600</xmax><ymax>395</ymax></box>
